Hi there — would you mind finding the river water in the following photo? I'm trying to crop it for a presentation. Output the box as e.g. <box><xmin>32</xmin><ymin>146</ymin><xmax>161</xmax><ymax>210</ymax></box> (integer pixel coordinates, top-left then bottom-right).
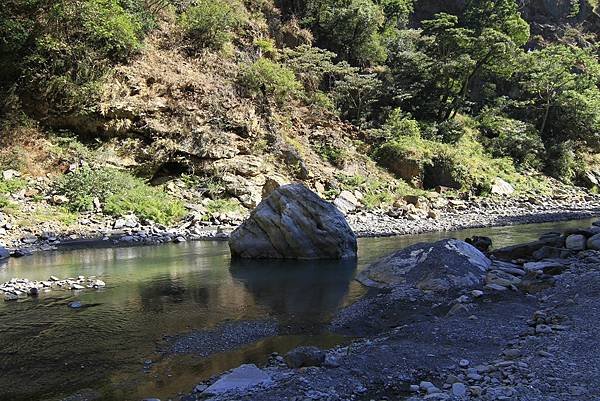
<box><xmin>0</xmin><ymin>218</ymin><xmax>595</xmax><ymax>400</ymax></box>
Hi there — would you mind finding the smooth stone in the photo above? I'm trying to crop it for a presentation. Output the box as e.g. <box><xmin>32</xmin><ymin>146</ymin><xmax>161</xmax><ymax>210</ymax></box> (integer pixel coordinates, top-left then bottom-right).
<box><xmin>452</xmin><ymin>382</ymin><xmax>467</xmax><ymax>397</ymax></box>
<box><xmin>285</xmin><ymin>346</ymin><xmax>325</xmax><ymax>368</ymax></box>
<box><xmin>203</xmin><ymin>364</ymin><xmax>272</xmax><ymax>395</ymax></box>
<box><xmin>565</xmin><ymin>234</ymin><xmax>586</xmax><ymax>251</ymax></box>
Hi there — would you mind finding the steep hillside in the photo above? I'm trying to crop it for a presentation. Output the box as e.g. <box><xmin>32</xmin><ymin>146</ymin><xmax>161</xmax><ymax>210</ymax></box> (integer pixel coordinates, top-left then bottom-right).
<box><xmin>1</xmin><ymin>0</ymin><xmax>600</xmax><ymax>240</ymax></box>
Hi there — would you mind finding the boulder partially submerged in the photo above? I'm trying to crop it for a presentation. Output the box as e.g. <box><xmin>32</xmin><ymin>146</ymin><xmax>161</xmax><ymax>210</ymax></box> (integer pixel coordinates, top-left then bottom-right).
<box><xmin>228</xmin><ymin>184</ymin><xmax>357</xmax><ymax>259</ymax></box>
<box><xmin>358</xmin><ymin>239</ymin><xmax>491</xmax><ymax>291</ymax></box>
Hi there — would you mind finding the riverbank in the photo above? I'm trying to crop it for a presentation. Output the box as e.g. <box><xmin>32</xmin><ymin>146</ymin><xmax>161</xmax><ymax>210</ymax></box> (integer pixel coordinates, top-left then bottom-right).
<box><xmin>1</xmin><ymin>190</ymin><xmax>600</xmax><ymax>257</ymax></box>
<box><xmin>179</xmin><ymin>222</ymin><xmax>600</xmax><ymax>401</ymax></box>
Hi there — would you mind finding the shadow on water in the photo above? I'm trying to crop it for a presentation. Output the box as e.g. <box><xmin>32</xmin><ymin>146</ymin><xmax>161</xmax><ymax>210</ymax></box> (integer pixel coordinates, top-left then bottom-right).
<box><xmin>229</xmin><ymin>258</ymin><xmax>358</xmax><ymax>327</ymax></box>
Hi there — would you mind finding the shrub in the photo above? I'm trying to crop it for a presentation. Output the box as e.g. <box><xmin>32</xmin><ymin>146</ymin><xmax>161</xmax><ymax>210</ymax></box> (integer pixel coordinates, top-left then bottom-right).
<box><xmin>478</xmin><ymin>113</ymin><xmax>545</xmax><ymax>168</ymax></box>
<box><xmin>420</xmin><ymin>118</ymin><xmax>467</xmax><ymax>144</ymax></box>
<box><xmin>0</xmin><ymin>178</ymin><xmax>27</xmax><ymax>195</ymax></box>
<box><xmin>316</xmin><ymin>144</ymin><xmax>348</xmax><ymax>167</ymax></box>
<box><xmin>56</xmin><ymin>167</ymin><xmax>185</xmax><ymax>224</ymax></box>
<box><xmin>239</xmin><ymin>58</ymin><xmax>302</xmax><ymax>103</ymax></box>
<box><xmin>5</xmin><ymin>0</ymin><xmax>144</xmax><ymax>115</ymax></box>
<box><xmin>178</xmin><ymin>0</ymin><xmax>245</xmax><ymax>51</ymax></box>
<box><xmin>383</xmin><ymin>108</ymin><xmax>421</xmax><ymax>139</ymax></box>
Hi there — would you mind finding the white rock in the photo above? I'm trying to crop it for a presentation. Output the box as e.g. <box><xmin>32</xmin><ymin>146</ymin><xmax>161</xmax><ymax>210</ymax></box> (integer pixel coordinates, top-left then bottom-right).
<box><xmin>491</xmin><ymin>177</ymin><xmax>515</xmax><ymax>195</ymax></box>
<box><xmin>203</xmin><ymin>364</ymin><xmax>272</xmax><ymax>395</ymax></box>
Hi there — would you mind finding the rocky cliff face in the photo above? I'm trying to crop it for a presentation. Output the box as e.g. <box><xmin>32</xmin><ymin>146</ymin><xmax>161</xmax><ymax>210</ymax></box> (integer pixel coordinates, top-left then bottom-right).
<box><xmin>413</xmin><ymin>0</ymin><xmax>600</xmax><ymax>38</ymax></box>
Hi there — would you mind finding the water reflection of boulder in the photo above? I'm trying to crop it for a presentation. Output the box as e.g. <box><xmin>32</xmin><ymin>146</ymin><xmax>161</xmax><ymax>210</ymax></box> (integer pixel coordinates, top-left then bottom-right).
<box><xmin>229</xmin><ymin>259</ymin><xmax>357</xmax><ymax>324</ymax></box>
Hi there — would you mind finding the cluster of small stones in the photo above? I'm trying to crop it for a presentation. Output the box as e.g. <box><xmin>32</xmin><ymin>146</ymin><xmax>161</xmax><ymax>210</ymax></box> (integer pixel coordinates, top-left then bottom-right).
<box><xmin>408</xmin><ymin>309</ymin><xmax>568</xmax><ymax>400</ymax></box>
<box><xmin>1</xmin><ymin>275</ymin><xmax>105</xmax><ymax>301</ymax></box>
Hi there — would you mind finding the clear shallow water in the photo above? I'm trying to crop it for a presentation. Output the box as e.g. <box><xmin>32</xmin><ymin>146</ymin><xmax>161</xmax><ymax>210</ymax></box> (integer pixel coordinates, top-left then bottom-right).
<box><xmin>0</xmin><ymin>218</ymin><xmax>595</xmax><ymax>400</ymax></box>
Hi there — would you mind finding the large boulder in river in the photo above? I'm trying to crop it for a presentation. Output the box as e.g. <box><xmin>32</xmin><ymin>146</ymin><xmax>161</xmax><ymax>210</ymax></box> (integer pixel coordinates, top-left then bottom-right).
<box><xmin>228</xmin><ymin>184</ymin><xmax>357</xmax><ymax>259</ymax></box>
<box><xmin>357</xmin><ymin>239</ymin><xmax>491</xmax><ymax>291</ymax></box>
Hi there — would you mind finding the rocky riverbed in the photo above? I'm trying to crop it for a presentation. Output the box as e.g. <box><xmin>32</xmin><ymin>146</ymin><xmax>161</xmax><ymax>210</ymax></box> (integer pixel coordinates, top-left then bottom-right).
<box><xmin>172</xmin><ymin>221</ymin><xmax>600</xmax><ymax>401</ymax></box>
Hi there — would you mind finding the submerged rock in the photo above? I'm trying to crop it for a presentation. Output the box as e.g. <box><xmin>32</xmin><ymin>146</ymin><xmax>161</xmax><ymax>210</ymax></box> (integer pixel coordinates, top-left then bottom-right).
<box><xmin>285</xmin><ymin>346</ymin><xmax>326</xmax><ymax>368</ymax></box>
<box><xmin>228</xmin><ymin>184</ymin><xmax>357</xmax><ymax>259</ymax></box>
<box><xmin>358</xmin><ymin>239</ymin><xmax>491</xmax><ymax>291</ymax></box>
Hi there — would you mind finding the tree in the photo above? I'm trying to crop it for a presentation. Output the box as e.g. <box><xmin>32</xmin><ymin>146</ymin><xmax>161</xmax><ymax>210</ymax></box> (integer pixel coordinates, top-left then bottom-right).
<box><xmin>519</xmin><ymin>44</ymin><xmax>600</xmax><ymax>144</ymax></box>
<box><xmin>464</xmin><ymin>0</ymin><xmax>530</xmax><ymax>46</ymax></box>
<box><xmin>304</xmin><ymin>0</ymin><xmax>387</xmax><ymax>66</ymax></box>
<box><xmin>332</xmin><ymin>73</ymin><xmax>381</xmax><ymax>124</ymax></box>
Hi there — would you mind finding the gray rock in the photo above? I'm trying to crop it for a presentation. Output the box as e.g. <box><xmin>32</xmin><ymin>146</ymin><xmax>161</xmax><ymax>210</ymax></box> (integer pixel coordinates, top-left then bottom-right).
<box><xmin>587</xmin><ymin>233</ymin><xmax>600</xmax><ymax>250</ymax></box>
<box><xmin>203</xmin><ymin>364</ymin><xmax>271</xmax><ymax>395</ymax></box>
<box><xmin>285</xmin><ymin>346</ymin><xmax>325</xmax><ymax>368</ymax></box>
<box><xmin>358</xmin><ymin>239</ymin><xmax>491</xmax><ymax>291</ymax></box>
<box><xmin>491</xmin><ymin>177</ymin><xmax>515</xmax><ymax>195</ymax></box>
<box><xmin>0</xmin><ymin>246</ymin><xmax>8</xmax><ymax>260</ymax></box>
<box><xmin>229</xmin><ymin>184</ymin><xmax>357</xmax><ymax>259</ymax></box>
<box><xmin>334</xmin><ymin>190</ymin><xmax>360</xmax><ymax>214</ymax></box>
<box><xmin>451</xmin><ymin>382</ymin><xmax>467</xmax><ymax>397</ymax></box>
<box><xmin>565</xmin><ymin>234</ymin><xmax>586</xmax><ymax>251</ymax></box>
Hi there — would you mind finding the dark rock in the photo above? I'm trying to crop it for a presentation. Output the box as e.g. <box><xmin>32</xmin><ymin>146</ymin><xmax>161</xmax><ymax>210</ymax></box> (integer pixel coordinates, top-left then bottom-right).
<box><xmin>519</xmin><ymin>272</ymin><xmax>556</xmax><ymax>293</ymax></box>
<box><xmin>285</xmin><ymin>346</ymin><xmax>326</xmax><ymax>368</ymax></box>
<box><xmin>532</xmin><ymin>246</ymin><xmax>574</xmax><ymax>260</ymax></box>
<box><xmin>229</xmin><ymin>184</ymin><xmax>357</xmax><ymax>259</ymax></box>
<box><xmin>0</xmin><ymin>246</ymin><xmax>9</xmax><ymax>260</ymax></box>
<box><xmin>11</xmin><ymin>248</ymin><xmax>33</xmax><ymax>258</ymax></box>
<box><xmin>465</xmin><ymin>236</ymin><xmax>493</xmax><ymax>252</ymax></box>
<box><xmin>492</xmin><ymin>236</ymin><xmax>565</xmax><ymax>261</ymax></box>
<box><xmin>358</xmin><ymin>239</ymin><xmax>491</xmax><ymax>291</ymax></box>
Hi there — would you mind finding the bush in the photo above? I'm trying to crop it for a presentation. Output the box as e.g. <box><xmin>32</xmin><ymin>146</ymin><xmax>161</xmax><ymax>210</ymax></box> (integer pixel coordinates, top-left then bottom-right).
<box><xmin>56</xmin><ymin>167</ymin><xmax>185</xmax><ymax>224</ymax></box>
<box><xmin>420</xmin><ymin>119</ymin><xmax>467</xmax><ymax>144</ymax></box>
<box><xmin>239</xmin><ymin>58</ymin><xmax>302</xmax><ymax>103</ymax></box>
<box><xmin>178</xmin><ymin>0</ymin><xmax>245</xmax><ymax>51</ymax></box>
<box><xmin>383</xmin><ymin>108</ymin><xmax>421</xmax><ymax>139</ymax></box>
<box><xmin>478</xmin><ymin>113</ymin><xmax>545</xmax><ymax>168</ymax></box>
<box><xmin>4</xmin><ymin>0</ymin><xmax>144</xmax><ymax>114</ymax></box>
<box><xmin>316</xmin><ymin>143</ymin><xmax>348</xmax><ymax>167</ymax></box>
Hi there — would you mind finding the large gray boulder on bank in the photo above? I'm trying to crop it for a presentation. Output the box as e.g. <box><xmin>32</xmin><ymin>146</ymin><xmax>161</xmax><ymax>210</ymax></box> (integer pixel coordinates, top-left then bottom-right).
<box><xmin>228</xmin><ymin>184</ymin><xmax>357</xmax><ymax>259</ymax></box>
<box><xmin>357</xmin><ymin>239</ymin><xmax>491</xmax><ymax>291</ymax></box>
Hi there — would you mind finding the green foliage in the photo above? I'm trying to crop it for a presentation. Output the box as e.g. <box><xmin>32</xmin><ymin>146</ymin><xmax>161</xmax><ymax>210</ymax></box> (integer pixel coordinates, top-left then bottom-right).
<box><xmin>178</xmin><ymin>0</ymin><xmax>245</xmax><ymax>51</ymax></box>
<box><xmin>56</xmin><ymin>167</ymin><xmax>185</xmax><ymax>224</ymax></box>
<box><xmin>383</xmin><ymin>108</ymin><xmax>421</xmax><ymax>138</ymax></box>
<box><xmin>254</xmin><ymin>38</ymin><xmax>277</xmax><ymax>57</ymax></box>
<box><xmin>239</xmin><ymin>58</ymin><xmax>303</xmax><ymax>103</ymax></box>
<box><xmin>205</xmin><ymin>198</ymin><xmax>242</xmax><ymax>214</ymax></box>
<box><xmin>478</xmin><ymin>111</ymin><xmax>544</xmax><ymax>168</ymax></box>
<box><xmin>517</xmin><ymin>44</ymin><xmax>600</xmax><ymax>177</ymax></box>
<box><xmin>2</xmin><ymin>0</ymin><xmax>143</xmax><ymax>114</ymax></box>
<box><xmin>336</xmin><ymin>173</ymin><xmax>419</xmax><ymax>209</ymax></box>
<box><xmin>282</xmin><ymin>45</ymin><xmax>355</xmax><ymax>94</ymax></box>
<box><xmin>315</xmin><ymin>144</ymin><xmax>348</xmax><ymax>167</ymax></box>
<box><xmin>304</xmin><ymin>0</ymin><xmax>387</xmax><ymax>66</ymax></box>
<box><xmin>332</xmin><ymin>73</ymin><xmax>381</xmax><ymax>125</ymax></box>
<box><xmin>0</xmin><ymin>178</ymin><xmax>27</xmax><ymax>195</ymax></box>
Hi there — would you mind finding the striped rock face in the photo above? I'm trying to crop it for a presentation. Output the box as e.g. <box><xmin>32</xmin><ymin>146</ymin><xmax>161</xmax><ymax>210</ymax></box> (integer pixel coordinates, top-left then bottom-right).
<box><xmin>229</xmin><ymin>184</ymin><xmax>357</xmax><ymax>260</ymax></box>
